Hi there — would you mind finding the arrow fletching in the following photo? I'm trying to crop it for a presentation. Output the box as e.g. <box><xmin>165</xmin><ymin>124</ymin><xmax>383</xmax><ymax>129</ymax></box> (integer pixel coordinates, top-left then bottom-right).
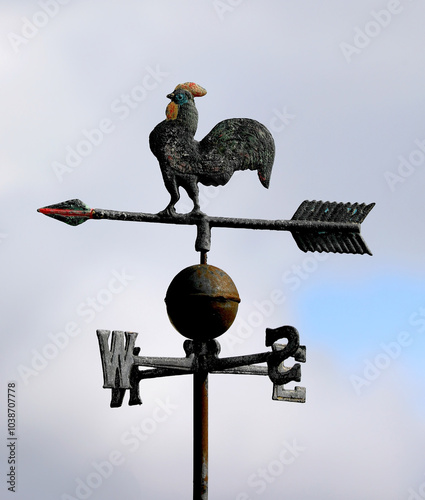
<box><xmin>290</xmin><ymin>200</ymin><xmax>375</xmax><ymax>255</ymax></box>
<box><xmin>37</xmin><ymin>199</ymin><xmax>93</xmax><ymax>226</ymax></box>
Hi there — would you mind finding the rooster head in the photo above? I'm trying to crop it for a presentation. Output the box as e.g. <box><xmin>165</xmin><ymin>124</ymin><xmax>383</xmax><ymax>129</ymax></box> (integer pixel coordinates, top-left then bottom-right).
<box><xmin>166</xmin><ymin>82</ymin><xmax>207</xmax><ymax>120</ymax></box>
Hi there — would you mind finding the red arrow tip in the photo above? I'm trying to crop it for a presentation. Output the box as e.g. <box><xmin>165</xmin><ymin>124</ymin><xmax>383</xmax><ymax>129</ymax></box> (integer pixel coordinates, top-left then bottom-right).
<box><xmin>37</xmin><ymin>199</ymin><xmax>93</xmax><ymax>226</ymax></box>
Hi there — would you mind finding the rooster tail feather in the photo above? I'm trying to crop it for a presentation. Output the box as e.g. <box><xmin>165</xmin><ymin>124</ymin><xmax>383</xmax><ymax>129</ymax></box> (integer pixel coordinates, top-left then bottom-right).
<box><xmin>253</xmin><ymin>120</ymin><xmax>275</xmax><ymax>188</ymax></box>
<box><xmin>258</xmin><ymin>160</ymin><xmax>272</xmax><ymax>189</ymax></box>
<box><xmin>200</xmin><ymin>118</ymin><xmax>275</xmax><ymax>188</ymax></box>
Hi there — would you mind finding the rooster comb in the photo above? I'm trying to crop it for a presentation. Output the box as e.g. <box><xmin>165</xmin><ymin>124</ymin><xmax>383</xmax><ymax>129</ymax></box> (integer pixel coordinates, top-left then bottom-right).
<box><xmin>174</xmin><ymin>82</ymin><xmax>207</xmax><ymax>97</ymax></box>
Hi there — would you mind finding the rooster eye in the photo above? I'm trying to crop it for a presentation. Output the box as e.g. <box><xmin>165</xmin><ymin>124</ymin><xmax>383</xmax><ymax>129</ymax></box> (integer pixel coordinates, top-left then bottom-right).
<box><xmin>175</xmin><ymin>93</ymin><xmax>187</xmax><ymax>104</ymax></box>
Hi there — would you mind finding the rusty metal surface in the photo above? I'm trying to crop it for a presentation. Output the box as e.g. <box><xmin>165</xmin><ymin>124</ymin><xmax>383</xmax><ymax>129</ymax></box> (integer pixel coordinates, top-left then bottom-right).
<box><xmin>165</xmin><ymin>265</ymin><xmax>240</xmax><ymax>340</ymax></box>
<box><xmin>193</xmin><ymin>370</ymin><xmax>208</xmax><ymax>500</ymax></box>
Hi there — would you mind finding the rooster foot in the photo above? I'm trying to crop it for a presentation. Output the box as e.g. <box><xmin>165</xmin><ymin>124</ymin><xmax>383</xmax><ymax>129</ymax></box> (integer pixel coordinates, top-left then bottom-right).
<box><xmin>189</xmin><ymin>207</ymin><xmax>206</xmax><ymax>217</ymax></box>
<box><xmin>157</xmin><ymin>206</ymin><xmax>177</xmax><ymax>218</ymax></box>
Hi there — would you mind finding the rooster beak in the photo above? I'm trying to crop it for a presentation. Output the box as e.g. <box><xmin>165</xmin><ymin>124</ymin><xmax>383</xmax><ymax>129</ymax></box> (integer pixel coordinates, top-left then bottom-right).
<box><xmin>167</xmin><ymin>93</ymin><xmax>174</xmax><ymax>99</ymax></box>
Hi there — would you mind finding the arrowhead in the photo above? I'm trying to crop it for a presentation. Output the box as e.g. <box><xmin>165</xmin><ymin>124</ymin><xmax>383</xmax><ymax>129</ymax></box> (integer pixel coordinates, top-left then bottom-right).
<box><xmin>37</xmin><ymin>199</ymin><xmax>92</xmax><ymax>226</ymax></box>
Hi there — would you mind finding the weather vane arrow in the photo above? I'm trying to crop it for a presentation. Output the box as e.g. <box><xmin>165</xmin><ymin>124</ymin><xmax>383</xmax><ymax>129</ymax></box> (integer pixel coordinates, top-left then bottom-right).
<box><xmin>37</xmin><ymin>198</ymin><xmax>375</xmax><ymax>256</ymax></box>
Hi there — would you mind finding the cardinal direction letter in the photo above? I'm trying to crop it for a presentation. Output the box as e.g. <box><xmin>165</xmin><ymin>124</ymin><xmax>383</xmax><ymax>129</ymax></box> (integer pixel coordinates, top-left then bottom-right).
<box><xmin>97</xmin><ymin>330</ymin><xmax>138</xmax><ymax>389</ymax></box>
<box><xmin>266</xmin><ymin>326</ymin><xmax>306</xmax><ymax>403</ymax></box>
<box><xmin>272</xmin><ymin>382</ymin><xmax>306</xmax><ymax>403</ymax></box>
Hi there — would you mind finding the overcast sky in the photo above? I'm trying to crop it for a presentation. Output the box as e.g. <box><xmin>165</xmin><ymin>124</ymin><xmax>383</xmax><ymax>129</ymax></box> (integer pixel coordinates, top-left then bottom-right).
<box><xmin>1</xmin><ymin>1</ymin><xmax>425</xmax><ymax>499</ymax></box>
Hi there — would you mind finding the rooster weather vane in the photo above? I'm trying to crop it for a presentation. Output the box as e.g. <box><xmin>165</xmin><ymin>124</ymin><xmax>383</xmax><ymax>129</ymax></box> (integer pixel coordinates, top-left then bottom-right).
<box><xmin>38</xmin><ymin>82</ymin><xmax>374</xmax><ymax>500</ymax></box>
<box><xmin>150</xmin><ymin>82</ymin><xmax>274</xmax><ymax>215</ymax></box>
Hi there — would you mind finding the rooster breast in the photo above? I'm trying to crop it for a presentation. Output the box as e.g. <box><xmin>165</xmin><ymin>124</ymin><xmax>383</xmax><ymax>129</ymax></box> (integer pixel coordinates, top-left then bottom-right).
<box><xmin>149</xmin><ymin>119</ymin><xmax>201</xmax><ymax>176</ymax></box>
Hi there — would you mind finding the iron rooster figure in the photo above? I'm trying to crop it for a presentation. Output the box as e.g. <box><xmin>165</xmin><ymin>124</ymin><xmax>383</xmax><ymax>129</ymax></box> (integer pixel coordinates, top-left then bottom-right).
<box><xmin>149</xmin><ymin>82</ymin><xmax>275</xmax><ymax>215</ymax></box>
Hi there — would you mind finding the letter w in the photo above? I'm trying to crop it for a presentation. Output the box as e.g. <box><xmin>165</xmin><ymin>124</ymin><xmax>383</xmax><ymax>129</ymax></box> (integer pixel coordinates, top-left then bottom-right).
<box><xmin>96</xmin><ymin>330</ymin><xmax>137</xmax><ymax>389</ymax></box>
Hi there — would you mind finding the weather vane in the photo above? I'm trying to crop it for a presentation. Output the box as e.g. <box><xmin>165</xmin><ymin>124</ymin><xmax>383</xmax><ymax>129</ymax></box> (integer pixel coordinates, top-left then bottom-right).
<box><xmin>38</xmin><ymin>82</ymin><xmax>374</xmax><ymax>499</ymax></box>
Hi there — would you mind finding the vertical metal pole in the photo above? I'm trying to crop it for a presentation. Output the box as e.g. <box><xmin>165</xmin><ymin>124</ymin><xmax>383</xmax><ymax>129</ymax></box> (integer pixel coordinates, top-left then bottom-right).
<box><xmin>193</xmin><ymin>368</ymin><xmax>208</xmax><ymax>500</ymax></box>
<box><xmin>194</xmin><ymin>248</ymin><xmax>208</xmax><ymax>498</ymax></box>
<box><xmin>200</xmin><ymin>250</ymin><xmax>207</xmax><ymax>265</ymax></box>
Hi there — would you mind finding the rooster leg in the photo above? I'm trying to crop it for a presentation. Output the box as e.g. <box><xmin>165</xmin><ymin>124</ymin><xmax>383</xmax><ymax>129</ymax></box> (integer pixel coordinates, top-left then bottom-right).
<box><xmin>182</xmin><ymin>176</ymin><xmax>203</xmax><ymax>214</ymax></box>
<box><xmin>158</xmin><ymin>174</ymin><xmax>180</xmax><ymax>216</ymax></box>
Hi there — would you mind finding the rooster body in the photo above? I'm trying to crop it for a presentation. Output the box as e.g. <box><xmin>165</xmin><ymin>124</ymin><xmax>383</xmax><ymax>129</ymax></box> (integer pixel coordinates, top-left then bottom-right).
<box><xmin>149</xmin><ymin>83</ymin><xmax>275</xmax><ymax>215</ymax></box>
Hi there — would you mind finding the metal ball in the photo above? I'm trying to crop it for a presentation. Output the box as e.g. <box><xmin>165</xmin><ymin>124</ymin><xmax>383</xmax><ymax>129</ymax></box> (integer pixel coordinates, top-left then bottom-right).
<box><xmin>165</xmin><ymin>264</ymin><xmax>240</xmax><ymax>341</ymax></box>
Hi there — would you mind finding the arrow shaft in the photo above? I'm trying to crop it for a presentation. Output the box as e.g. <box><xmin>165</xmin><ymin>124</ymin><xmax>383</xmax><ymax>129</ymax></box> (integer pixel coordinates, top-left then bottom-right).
<box><xmin>91</xmin><ymin>208</ymin><xmax>360</xmax><ymax>234</ymax></box>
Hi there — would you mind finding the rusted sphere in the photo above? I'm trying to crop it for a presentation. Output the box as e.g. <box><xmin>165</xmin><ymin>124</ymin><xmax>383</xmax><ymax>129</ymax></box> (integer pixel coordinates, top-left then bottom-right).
<box><xmin>165</xmin><ymin>264</ymin><xmax>240</xmax><ymax>341</ymax></box>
